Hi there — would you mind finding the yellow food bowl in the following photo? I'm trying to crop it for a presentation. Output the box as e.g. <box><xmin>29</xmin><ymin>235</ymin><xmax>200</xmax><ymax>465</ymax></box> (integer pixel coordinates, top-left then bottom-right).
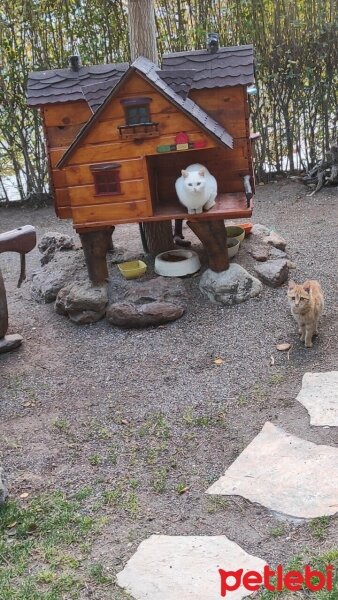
<box><xmin>117</xmin><ymin>260</ymin><xmax>147</xmax><ymax>279</ymax></box>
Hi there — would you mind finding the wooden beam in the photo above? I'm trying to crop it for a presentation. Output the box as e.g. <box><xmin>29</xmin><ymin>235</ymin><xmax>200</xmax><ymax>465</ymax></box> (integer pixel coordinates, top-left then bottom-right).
<box><xmin>187</xmin><ymin>219</ymin><xmax>229</xmax><ymax>272</ymax></box>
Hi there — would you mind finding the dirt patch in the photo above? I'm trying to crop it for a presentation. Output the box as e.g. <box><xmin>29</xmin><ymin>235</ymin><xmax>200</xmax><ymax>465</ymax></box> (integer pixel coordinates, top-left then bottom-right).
<box><xmin>0</xmin><ymin>181</ymin><xmax>337</xmax><ymax>598</ymax></box>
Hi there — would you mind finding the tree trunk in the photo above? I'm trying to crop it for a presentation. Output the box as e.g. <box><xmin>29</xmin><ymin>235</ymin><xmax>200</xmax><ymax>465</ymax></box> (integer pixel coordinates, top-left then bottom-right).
<box><xmin>128</xmin><ymin>0</ymin><xmax>174</xmax><ymax>255</ymax></box>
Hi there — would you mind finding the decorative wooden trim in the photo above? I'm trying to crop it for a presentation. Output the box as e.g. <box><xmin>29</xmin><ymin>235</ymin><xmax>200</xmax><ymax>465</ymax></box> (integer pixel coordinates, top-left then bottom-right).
<box><xmin>120</xmin><ymin>97</ymin><xmax>152</xmax><ymax>106</ymax></box>
<box><xmin>90</xmin><ymin>163</ymin><xmax>121</xmax><ymax>171</ymax></box>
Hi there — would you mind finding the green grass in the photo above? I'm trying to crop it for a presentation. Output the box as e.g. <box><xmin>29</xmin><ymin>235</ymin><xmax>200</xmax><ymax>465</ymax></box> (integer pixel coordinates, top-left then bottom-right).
<box><xmin>259</xmin><ymin>550</ymin><xmax>338</xmax><ymax>599</ymax></box>
<box><xmin>0</xmin><ymin>491</ymin><xmax>100</xmax><ymax>599</ymax></box>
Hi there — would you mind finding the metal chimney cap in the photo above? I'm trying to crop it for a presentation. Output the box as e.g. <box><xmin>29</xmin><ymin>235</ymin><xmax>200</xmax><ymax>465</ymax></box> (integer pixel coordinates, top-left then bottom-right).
<box><xmin>69</xmin><ymin>55</ymin><xmax>81</xmax><ymax>72</ymax></box>
<box><xmin>206</xmin><ymin>32</ymin><xmax>219</xmax><ymax>53</ymax></box>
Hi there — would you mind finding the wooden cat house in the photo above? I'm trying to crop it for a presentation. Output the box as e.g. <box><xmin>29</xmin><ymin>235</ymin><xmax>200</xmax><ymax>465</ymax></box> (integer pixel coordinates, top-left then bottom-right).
<box><xmin>27</xmin><ymin>43</ymin><xmax>256</xmax><ymax>281</ymax></box>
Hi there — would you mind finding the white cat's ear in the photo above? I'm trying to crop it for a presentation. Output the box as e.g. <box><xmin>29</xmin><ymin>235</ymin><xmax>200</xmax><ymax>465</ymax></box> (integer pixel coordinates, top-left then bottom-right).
<box><xmin>181</xmin><ymin>170</ymin><xmax>188</xmax><ymax>178</ymax></box>
<box><xmin>288</xmin><ymin>280</ymin><xmax>296</xmax><ymax>289</ymax></box>
<box><xmin>198</xmin><ymin>168</ymin><xmax>205</xmax><ymax>176</ymax></box>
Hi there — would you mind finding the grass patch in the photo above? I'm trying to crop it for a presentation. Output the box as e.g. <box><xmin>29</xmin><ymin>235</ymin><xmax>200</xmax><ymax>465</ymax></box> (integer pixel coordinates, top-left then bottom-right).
<box><xmin>309</xmin><ymin>517</ymin><xmax>330</xmax><ymax>540</ymax></box>
<box><xmin>259</xmin><ymin>550</ymin><xmax>338</xmax><ymax>599</ymax></box>
<box><xmin>0</xmin><ymin>491</ymin><xmax>102</xmax><ymax>599</ymax></box>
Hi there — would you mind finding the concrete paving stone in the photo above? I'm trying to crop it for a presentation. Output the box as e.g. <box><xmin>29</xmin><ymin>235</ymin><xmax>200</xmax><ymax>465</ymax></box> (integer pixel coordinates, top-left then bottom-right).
<box><xmin>296</xmin><ymin>371</ymin><xmax>338</xmax><ymax>426</ymax></box>
<box><xmin>117</xmin><ymin>534</ymin><xmax>266</xmax><ymax>600</ymax></box>
<box><xmin>207</xmin><ymin>422</ymin><xmax>338</xmax><ymax>519</ymax></box>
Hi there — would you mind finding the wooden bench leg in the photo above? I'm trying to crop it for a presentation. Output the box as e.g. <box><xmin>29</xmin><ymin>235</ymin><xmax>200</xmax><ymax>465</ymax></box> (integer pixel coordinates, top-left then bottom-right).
<box><xmin>79</xmin><ymin>228</ymin><xmax>114</xmax><ymax>285</ymax></box>
<box><xmin>187</xmin><ymin>219</ymin><xmax>229</xmax><ymax>272</ymax></box>
<box><xmin>0</xmin><ymin>268</ymin><xmax>8</xmax><ymax>339</ymax></box>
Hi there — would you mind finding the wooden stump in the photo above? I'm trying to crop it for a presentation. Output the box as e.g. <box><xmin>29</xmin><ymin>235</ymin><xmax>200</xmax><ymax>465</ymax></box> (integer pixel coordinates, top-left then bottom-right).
<box><xmin>187</xmin><ymin>219</ymin><xmax>229</xmax><ymax>272</ymax></box>
<box><xmin>0</xmin><ymin>268</ymin><xmax>8</xmax><ymax>339</ymax></box>
<box><xmin>79</xmin><ymin>228</ymin><xmax>114</xmax><ymax>285</ymax></box>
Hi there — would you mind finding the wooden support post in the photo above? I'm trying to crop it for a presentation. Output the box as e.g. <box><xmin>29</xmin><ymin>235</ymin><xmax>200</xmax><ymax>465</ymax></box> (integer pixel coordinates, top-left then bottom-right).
<box><xmin>79</xmin><ymin>228</ymin><xmax>114</xmax><ymax>285</ymax></box>
<box><xmin>0</xmin><ymin>268</ymin><xmax>8</xmax><ymax>339</ymax></box>
<box><xmin>187</xmin><ymin>219</ymin><xmax>229</xmax><ymax>272</ymax></box>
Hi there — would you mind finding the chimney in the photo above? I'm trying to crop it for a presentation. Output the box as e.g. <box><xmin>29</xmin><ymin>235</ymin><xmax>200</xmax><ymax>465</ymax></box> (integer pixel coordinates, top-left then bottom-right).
<box><xmin>206</xmin><ymin>33</ymin><xmax>219</xmax><ymax>54</ymax></box>
<box><xmin>69</xmin><ymin>55</ymin><xmax>81</xmax><ymax>72</ymax></box>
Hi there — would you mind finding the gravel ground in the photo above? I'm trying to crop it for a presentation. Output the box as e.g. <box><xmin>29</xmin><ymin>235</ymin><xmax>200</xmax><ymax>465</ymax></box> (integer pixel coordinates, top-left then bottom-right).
<box><xmin>0</xmin><ymin>180</ymin><xmax>337</xmax><ymax>598</ymax></box>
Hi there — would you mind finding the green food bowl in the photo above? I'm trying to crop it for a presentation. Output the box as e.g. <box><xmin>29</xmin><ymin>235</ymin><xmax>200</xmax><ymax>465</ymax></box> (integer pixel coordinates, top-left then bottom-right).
<box><xmin>117</xmin><ymin>260</ymin><xmax>147</xmax><ymax>279</ymax></box>
<box><xmin>227</xmin><ymin>238</ymin><xmax>240</xmax><ymax>258</ymax></box>
<box><xmin>226</xmin><ymin>225</ymin><xmax>245</xmax><ymax>243</ymax></box>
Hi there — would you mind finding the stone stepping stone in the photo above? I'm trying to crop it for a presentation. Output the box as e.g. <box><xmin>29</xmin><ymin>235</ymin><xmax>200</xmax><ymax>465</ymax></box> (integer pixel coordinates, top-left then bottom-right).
<box><xmin>296</xmin><ymin>372</ymin><xmax>338</xmax><ymax>426</ymax></box>
<box><xmin>207</xmin><ymin>422</ymin><xmax>338</xmax><ymax>519</ymax></box>
<box><xmin>117</xmin><ymin>534</ymin><xmax>266</xmax><ymax>600</ymax></box>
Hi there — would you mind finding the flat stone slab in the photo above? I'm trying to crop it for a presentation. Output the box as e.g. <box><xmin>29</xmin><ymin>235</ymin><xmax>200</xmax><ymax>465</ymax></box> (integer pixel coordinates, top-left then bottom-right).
<box><xmin>207</xmin><ymin>422</ymin><xmax>338</xmax><ymax>519</ymax></box>
<box><xmin>296</xmin><ymin>372</ymin><xmax>338</xmax><ymax>426</ymax></box>
<box><xmin>117</xmin><ymin>535</ymin><xmax>266</xmax><ymax>600</ymax></box>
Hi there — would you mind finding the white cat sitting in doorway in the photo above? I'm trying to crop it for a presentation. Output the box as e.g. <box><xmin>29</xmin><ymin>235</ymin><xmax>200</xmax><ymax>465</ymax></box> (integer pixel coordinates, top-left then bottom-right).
<box><xmin>175</xmin><ymin>163</ymin><xmax>217</xmax><ymax>214</ymax></box>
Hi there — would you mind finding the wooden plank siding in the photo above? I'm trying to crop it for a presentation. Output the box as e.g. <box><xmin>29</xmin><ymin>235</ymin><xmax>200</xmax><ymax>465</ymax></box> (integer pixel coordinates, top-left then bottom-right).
<box><xmin>42</xmin><ymin>101</ymin><xmax>92</xmax><ymax>219</ymax></box>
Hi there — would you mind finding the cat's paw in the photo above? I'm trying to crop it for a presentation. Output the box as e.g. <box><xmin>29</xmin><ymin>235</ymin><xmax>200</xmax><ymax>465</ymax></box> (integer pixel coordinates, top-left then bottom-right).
<box><xmin>204</xmin><ymin>199</ymin><xmax>216</xmax><ymax>211</ymax></box>
<box><xmin>195</xmin><ymin>208</ymin><xmax>203</xmax><ymax>214</ymax></box>
<box><xmin>187</xmin><ymin>209</ymin><xmax>195</xmax><ymax>215</ymax></box>
<box><xmin>305</xmin><ymin>341</ymin><xmax>313</xmax><ymax>348</ymax></box>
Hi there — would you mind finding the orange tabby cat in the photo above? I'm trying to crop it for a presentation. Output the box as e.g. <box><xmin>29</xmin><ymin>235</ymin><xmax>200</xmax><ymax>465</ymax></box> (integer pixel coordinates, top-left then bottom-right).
<box><xmin>287</xmin><ymin>280</ymin><xmax>324</xmax><ymax>347</ymax></box>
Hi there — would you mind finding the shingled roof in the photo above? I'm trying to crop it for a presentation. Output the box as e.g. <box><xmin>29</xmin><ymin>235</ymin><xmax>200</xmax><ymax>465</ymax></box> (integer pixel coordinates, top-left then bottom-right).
<box><xmin>162</xmin><ymin>44</ymin><xmax>255</xmax><ymax>89</ymax></box>
<box><xmin>27</xmin><ymin>44</ymin><xmax>255</xmax><ymax>107</ymax></box>
<box><xmin>57</xmin><ymin>56</ymin><xmax>233</xmax><ymax>168</ymax></box>
<box><xmin>27</xmin><ymin>63</ymin><xmax>129</xmax><ymax>106</ymax></box>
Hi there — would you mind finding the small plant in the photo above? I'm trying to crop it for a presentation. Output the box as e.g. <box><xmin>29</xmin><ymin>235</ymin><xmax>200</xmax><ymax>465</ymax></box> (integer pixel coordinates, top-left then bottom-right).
<box><xmin>176</xmin><ymin>482</ymin><xmax>189</xmax><ymax>494</ymax></box>
<box><xmin>103</xmin><ymin>488</ymin><xmax>122</xmax><ymax>507</ymax></box>
<box><xmin>107</xmin><ymin>449</ymin><xmax>117</xmax><ymax>465</ymax></box>
<box><xmin>310</xmin><ymin>516</ymin><xmax>329</xmax><ymax>540</ymax></box>
<box><xmin>206</xmin><ymin>497</ymin><xmax>228</xmax><ymax>513</ymax></box>
<box><xmin>89</xmin><ymin>454</ymin><xmax>103</xmax><ymax>466</ymax></box>
<box><xmin>53</xmin><ymin>417</ymin><xmax>70</xmax><ymax>431</ymax></box>
<box><xmin>125</xmin><ymin>492</ymin><xmax>139</xmax><ymax>518</ymax></box>
<box><xmin>270</xmin><ymin>525</ymin><xmax>285</xmax><ymax>538</ymax></box>
<box><xmin>238</xmin><ymin>394</ymin><xmax>247</xmax><ymax>406</ymax></box>
<box><xmin>89</xmin><ymin>563</ymin><xmax>112</xmax><ymax>585</ymax></box>
<box><xmin>152</xmin><ymin>468</ymin><xmax>168</xmax><ymax>493</ymax></box>
<box><xmin>74</xmin><ymin>487</ymin><xmax>92</xmax><ymax>501</ymax></box>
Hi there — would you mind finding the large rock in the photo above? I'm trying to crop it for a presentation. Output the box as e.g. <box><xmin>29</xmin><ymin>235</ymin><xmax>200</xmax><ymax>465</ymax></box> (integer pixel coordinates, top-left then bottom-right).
<box><xmin>107</xmin><ymin>301</ymin><xmax>184</xmax><ymax>328</ymax></box>
<box><xmin>255</xmin><ymin>259</ymin><xmax>289</xmax><ymax>287</ymax></box>
<box><xmin>107</xmin><ymin>277</ymin><xmax>187</xmax><ymax>328</ymax></box>
<box><xmin>247</xmin><ymin>244</ymin><xmax>269</xmax><ymax>262</ymax></box>
<box><xmin>31</xmin><ymin>251</ymin><xmax>87</xmax><ymax>303</ymax></box>
<box><xmin>38</xmin><ymin>231</ymin><xmax>75</xmax><ymax>265</ymax></box>
<box><xmin>251</xmin><ymin>223</ymin><xmax>270</xmax><ymax>237</ymax></box>
<box><xmin>0</xmin><ymin>467</ymin><xmax>8</xmax><ymax>505</ymax></box>
<box><xmin>124</xmin><ymin>276</ymin><xmax>187</xmax><ymax>309</ymax></box>
<box><xmin>266</xmin><ymin>230</ymin><xmax>287</xmax><ymax>251</ymax></box>
<box><xmin>0</xmin><ymin>334</ymin><xmax>23</xmax><ymax>354</ymax></box>
<box><xmin>269</xmin><ymin>247</ymin><xmax>287</xmax><ymax>259</ymax></box>
<box><xmin>55</xmin><ymin>281</ymin><xmax>108</xmax><ymax>324</ymax></box>
<box><xmin>199</xmin><ymin>264</ymin><xmax>262</xmax><ymax>305</ymax></box>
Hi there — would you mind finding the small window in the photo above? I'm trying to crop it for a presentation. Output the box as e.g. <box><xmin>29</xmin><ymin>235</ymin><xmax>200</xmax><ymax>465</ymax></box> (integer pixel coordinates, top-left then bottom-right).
<box><xmin>90</xmin><ymin>163</ymin><xmax>121</xmax><ymax>196</ymax></box>
<box><xmin>126</xmin><ymin>104</ymin><xmax>150</xmax><ymax>125</ymax></box>
<box><xmin>121</xmin><ymin>97</ymin><xmax>152</xmax><ymax>125</ymax></box>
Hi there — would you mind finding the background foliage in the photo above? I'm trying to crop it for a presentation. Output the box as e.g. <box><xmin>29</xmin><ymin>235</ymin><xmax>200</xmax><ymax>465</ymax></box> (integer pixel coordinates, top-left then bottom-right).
<box><xmin>0</xmin><ymin>0</ymin><xmax>337</xmax><ymax>200</ymax></box>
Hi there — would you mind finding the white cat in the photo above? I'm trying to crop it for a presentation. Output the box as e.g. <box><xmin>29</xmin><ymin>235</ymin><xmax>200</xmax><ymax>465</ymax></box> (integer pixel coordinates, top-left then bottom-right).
<box><xmin>175</xmin><ymin>164</ymin><xmax>217</xmax><ymax>214</ymax></box>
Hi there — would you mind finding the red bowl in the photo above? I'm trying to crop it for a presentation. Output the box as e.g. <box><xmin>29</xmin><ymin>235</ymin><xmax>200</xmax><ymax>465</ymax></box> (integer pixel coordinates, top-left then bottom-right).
<box><xmin>238</xmin><ymin>223</ymin><xmax>253</xmax><ymax>236</ymax></box>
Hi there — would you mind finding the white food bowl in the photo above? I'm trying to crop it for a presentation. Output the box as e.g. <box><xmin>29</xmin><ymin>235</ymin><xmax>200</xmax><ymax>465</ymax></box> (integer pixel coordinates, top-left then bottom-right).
<box><xmin>155</xmin><ymin>249</ymin><xmax>201</xmax><ymax>277</ymax></box>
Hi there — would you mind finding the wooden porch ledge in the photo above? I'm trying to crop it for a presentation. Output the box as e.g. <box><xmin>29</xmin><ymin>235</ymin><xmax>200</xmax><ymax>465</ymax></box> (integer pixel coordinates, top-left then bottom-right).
<box><xmin>74</xmin><ymin>192</ymin><xmax>253</xmax><ymax>232</ymax></box>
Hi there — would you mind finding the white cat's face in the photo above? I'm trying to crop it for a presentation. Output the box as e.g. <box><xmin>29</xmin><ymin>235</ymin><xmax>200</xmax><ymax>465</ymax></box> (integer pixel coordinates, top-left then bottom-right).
<box><xmin>182</xmin><ymin>169</ymin><xmax>206</xmax><ymax>193</ymax></box>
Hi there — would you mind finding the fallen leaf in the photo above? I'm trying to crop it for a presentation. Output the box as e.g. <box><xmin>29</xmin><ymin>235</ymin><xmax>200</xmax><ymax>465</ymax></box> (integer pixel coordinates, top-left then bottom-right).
<box><xmin>22</xmin><ymin>402</ymin><xmax>32</xmax><ymax>408</ymax></box>
<box><xmin>7</xmin><ymin>522</ymin><xmax>17</xmax><ymax>529</ymax></box>
<box><xmin>19</xmin><ymin>492</ymin><xmax>29</xmax><ymax>499</ymax></box>
<box><xmin>121</xmin><ymin>419</ymin><xmax>129</xmax><ymax>425</ymax></box>
<box><xmin>213</xmin><ymin>358</ymin><xmax>224</xmax><ymax>365</ymax></box>
<box><xmin>178</xmin><ymin>486</ymin><xmax>189</xmax><ymax>495</ymax></box>
<box><xmin>276</xmin><ymin>343</ymin><xmax>291</xmax><ymax>351</ymax></box>
<box><xmin>270</xmin><ymin>355</ymin><xmax>275</xmax><ymax>366</ymax></box>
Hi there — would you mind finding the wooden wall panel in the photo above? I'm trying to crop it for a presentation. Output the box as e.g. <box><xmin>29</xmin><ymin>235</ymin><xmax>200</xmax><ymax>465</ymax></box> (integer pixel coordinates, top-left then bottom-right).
<box><xmin>68</xmin><ymin>179</ymin><xmax>146</xmax><ymax>206</ymax></box>
<box><xmin>189</xmin><ymin>86</ymin><xmax>247</xmax><ymax>138</ymax></box>
<box><xmin>67</xmin><ymin>133</ymin><xmax>215</xmax><ymax>166</ymax></box>
<box><xmin>43</xmin><ymin>101</ymin><xmax>92</xmax><ymax>127</ymax></box>
<box><xmin>72</xmin><ymin>199</ymin><xmax>151</xmax><ymax>225</ymax></box>
<box><xmin>65</xmin><ymin>158</ymin><xmax>144</xmax><ymax>187</ymax></box>
<box><xmin>46</xmin><ymin>124</ymin><xmax>84</xmax><ymax>148</ymax></box>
